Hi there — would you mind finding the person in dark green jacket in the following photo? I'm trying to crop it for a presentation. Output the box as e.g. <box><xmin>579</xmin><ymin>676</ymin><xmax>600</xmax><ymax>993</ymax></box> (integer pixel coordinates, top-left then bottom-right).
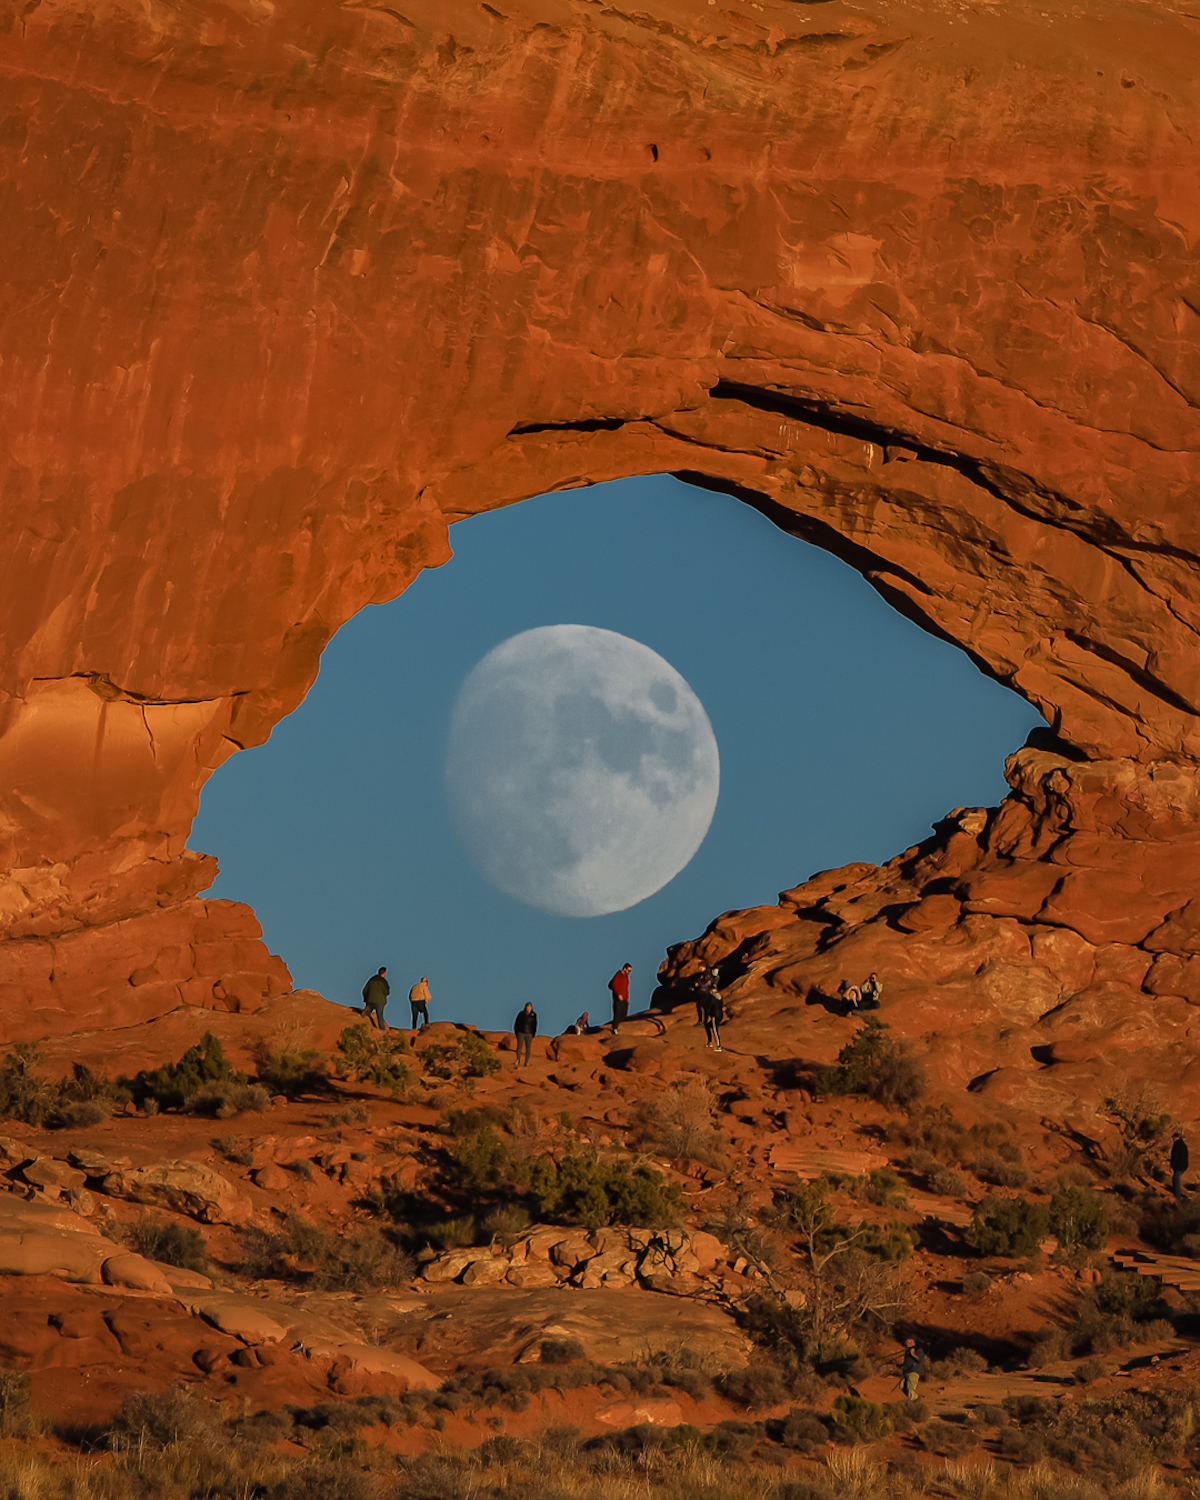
<box><xmin>362</xmin><ymin>967</ymin><xmax>390</xmax><ymax>1031</ymax></box>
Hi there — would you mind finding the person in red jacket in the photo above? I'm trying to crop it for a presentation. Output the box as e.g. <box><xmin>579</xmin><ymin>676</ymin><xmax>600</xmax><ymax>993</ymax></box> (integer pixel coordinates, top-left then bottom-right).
<box><xmin>609</xmin><ymin>963</ymin><xmax>632</xmax><ymax>1031</ymax></box>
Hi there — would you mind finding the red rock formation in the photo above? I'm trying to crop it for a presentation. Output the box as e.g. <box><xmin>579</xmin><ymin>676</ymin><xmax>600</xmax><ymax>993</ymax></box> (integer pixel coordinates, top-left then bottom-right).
<box><xmin>0</xmin><ymin>0</ymin><xmax>1198</xmax><ymax>1054</ymax></box>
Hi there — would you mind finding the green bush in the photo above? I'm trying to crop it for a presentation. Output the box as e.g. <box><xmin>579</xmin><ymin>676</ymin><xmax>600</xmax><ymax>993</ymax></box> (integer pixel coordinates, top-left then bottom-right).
<box><xmin>119</xmin><ymin>1033</ymin><xmax>243</xmax><ymax>1112</ymax></box>
<box><xmin>1048</xmin><ymin>1181</ymin><xmax>1109</xmax><ymax>1253</ymax></box>
<box><xmin>256</xmin><ymin>1048</ymin><xmax>326</xmax><ymax>1099</ymax></box>
<box><xmin>450</xmin><ymin>1125</ymin><xmax>515</xmax><ymax>1192</ymax></box>
<box><xmin>528</xmin><ymin>1149</ymin><xmax>682</xmax><ymax>1229</ymax></box>
<box><xmin>862</xmin><ymin>1167</ymin><xmax>908</xmax><ymax>1209</ymax></box>
<box><xmin>815</xmin><ymin>1019</ymin><xmax>925</xmax><ymax>1111</ymax></box>
<box><xmin>417</xmin><ymin>1031</ymin><xmax>500</xmax><ymax>1086</ymax></box>
<box><xmin>828</xmin><ymin>1393</ymin><xmax>892</xmax><ymax>1442</ymax></box>
<box><xmin>334</xmin><ymin>1027</ymin><xmax>414</xmax><ymax>1096</ymax></box>
<box><xmin>969</xmin><ymin>1194</ymin><xmax>1050</xmax><ymax>1258</ymax></box>
<box><xmin>0</xmin><ymin>1047</ymin><xmax>118</xmax><ymax>1129</ymax></box>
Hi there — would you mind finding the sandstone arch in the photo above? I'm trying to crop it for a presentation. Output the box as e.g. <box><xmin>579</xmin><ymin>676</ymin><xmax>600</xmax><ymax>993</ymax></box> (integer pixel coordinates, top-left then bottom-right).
<box><xmin>1</xmin><ymin>0</ymin><xmax>1199</xmax><ymax>1064</ymax></box>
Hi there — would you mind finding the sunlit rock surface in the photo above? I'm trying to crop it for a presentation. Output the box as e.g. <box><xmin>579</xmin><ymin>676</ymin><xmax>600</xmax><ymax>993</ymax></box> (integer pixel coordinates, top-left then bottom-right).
<box><xmin>0</xmin><ymin>0</ymin><xmax>1199</xmax><ymax>1057</ymax></box>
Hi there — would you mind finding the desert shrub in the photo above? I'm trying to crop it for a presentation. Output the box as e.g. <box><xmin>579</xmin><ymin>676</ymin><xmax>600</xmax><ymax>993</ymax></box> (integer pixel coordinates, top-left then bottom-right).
<box><xmin>269</xmin><ymin>1463</ymin><xmax>390</xmax><ymax>1500</ymax></box>
<box><xmin>1137</xmin><ymin>1193</ymin><xmax>1200</xmax><ymax>1257</ymax></box>
<box><xmin>631</xmin><ymin>1078</ymin><xmax>727</xmax><ymax>1168</ymax></box>
<box><xmin>443</xmin><ymin>1104</ymin><xmax>507</xmax><ymax>1137</ymax></box>
<box><xmin>893</xmin><ymin>1107</ymin><xmax>1030</xmax><ymax>1189</ymax></box>
<box><xmin>1048</xmin><ymin>1180</ymin><xmax>1110</xmax><ymax>1253</ymax></box>
<box><xmin>241</xmin><ymin>1214</ymin><xmax>412</xmax><ymax>1291</ymax></box>
<box><xmin>857</xmin><ymin>1220</ymin><xmax>917</xmax><ymax>1262</ymax></box>
<box><xmin>185</xmin><ymin>1081</ymin><xmax>270</xmax><ymax>1118</ymax></box>
<box><xmin>424</xmin><ymin>1215</ymin><xmax>477</xmax><ymax>1250</ymax></box>
<box><xmin>1027</xmin><ymin>1325</ymin><xmax>1073</xmax><ymax>1367</ymax></box>
<box><xmin>774</xmin><ymin>1407</ymin><xmax>831</xmax><ymax>1452</ymax></box>
<box><xmin>215</xmin><ymin>1134</ymin><xmax>256</xmax><ymax>1166</ymax></box>
<box><xmin>330</xmin><ymin>1103</ymin><xmax>370</xmax><ymax>1126</ymax></box>
<box><xmin>828</xmin><ymin>1394</ymin><xmax>892</xmax><ymax>1443</ymax></box>
<box><xmin>907</xmin><ymin>1150</ymin><xmax>969</xmax><ymax>1199</ymax></box>
<box><xmin>256</xmin><ymin>1047</ymin><xmax>326</xmax><ymax>1098</ymax></box>
<box><xmin>480</xmin><ymin>1202</ymin><xmax>530</xmax><ymax>1240</ymax></box>
<box><xmin>0</xmin><ymin>1048</ymin><xmax>119</xmax><ymax>1129</ymax></box>
<box><xmin>815</xmin><ymin>1019</ymin><xmax>926</xmax><ymax>1111</ymax></box>
<box><xmin>0</xmin><ymin>1370</ymin><xmax>37</xmax><ymax>1439</ymax></box>
<box><xmin>528</xmin><ymin>1150</ymin><xmax>683</xmax><ymax>1229</ymax></box>
<box><xmin>962</xmin><ymin>1271</ymin><xmax>992</xmax><ymax>1296</ymax></box>
<box><xmin>540</xmin><ymin>1338</ymin><xmax>585</xmax><ymax>1365</ymax></box>
<box><xmin>417</xmin><ymin>1031</ymin><xmax>500</xmax><ymax>1087</ymax></box>
<box><xmin>109</xmin><ymin>1386</ymin><xmax>220</xmax><ymax>1448</ymax></box>
<box><xmin>118</xmin><ymin>1033</ymin><xmax>243</xmax><ymax>1112</ymax></box>
<box><xmin>928</xmin><ymin>1346</ymin><xmax>988</xmax><ymax>1378</ymax></box>
<box><xmin>1104</xmin><ymin>1092</ymin><xmax>1173</xmax><ymax>1182</ymax></box>
<box><xmin>126</xmin><ymin>1217</ymin><xmax>210</xmax><ymax>1275</ymax></box>
<box><xmin>1074</xmin><ymin>1357</ymin><xmax>1106</xmax><ymax>1384</ymax></box>
<box><xmin>969</xmin><ymin>1194</ymin><xmax>1050</xmax><ymax>1257</ymax></box>
<box><xmin>1030</xmin><ymin>1271</ymin><xmax>1174</xmax><ymax>1364</ymax></box>
<box><xmin>863</xmin><ymin>1167</ymin><xmax>908</xmax><ymax>1209</ymax></box>
<box><xmin>449</xmin><ymin>1125</ymin><xmax>515</xmax><ymax>1191</ymax></box>
<box><xmin>921</xmin><ymin>1417</ymin><xmax>971</xmax><ymax>1456</ymax></box>
<box><xmin>334</xmin><ymin>1026</ymin><xmax>414</xmax><ymax>1096</ymax></box>
<box><xmin>975</xmin><ymin>1151</ymin><xmax>1031</xmax><ymax>1189</ymax></box>
<box><xmin>707</xmin><ymin>1199</ymin><xmax>784</xmax><ymax>1276</ymax></box>
<box><xmin>0</xmin><ymin>1044</ymin><xmax>60</xmax><ymax>1126</ymax></box>
<box><xmin>717</xmin><ymin>1365</ymin><xmax>789</xmax><ymax>1409</ymax></box>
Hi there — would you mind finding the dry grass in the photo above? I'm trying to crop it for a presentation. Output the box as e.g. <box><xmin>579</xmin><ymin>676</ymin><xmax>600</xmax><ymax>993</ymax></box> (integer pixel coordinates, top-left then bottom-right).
<box><xmin>631</xmin><ymin>1078</ymin><xmax>728</xmax><ymax>1168</ymax></box>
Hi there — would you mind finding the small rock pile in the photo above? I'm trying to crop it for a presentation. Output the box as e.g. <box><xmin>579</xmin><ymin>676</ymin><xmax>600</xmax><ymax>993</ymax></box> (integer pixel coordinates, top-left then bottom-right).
<box><xmin>420</xmin><ymin>1224</ymin><xmax>754</xmax><ymax>1296</ymax></box>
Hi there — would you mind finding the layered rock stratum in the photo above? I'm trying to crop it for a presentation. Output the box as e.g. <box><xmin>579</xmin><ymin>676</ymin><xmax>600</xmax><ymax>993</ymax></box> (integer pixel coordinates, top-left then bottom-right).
<box><xmin>1</xmin><ymin>0</ymin><xmax>1199</xmax><ymax>1102</ymax></box>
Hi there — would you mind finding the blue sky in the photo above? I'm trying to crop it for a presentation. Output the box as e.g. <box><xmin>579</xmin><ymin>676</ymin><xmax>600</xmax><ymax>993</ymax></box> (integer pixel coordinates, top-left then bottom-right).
<box><xmin>191</xmin><ymin>475</ymin><xmax>1041</xmax><ymax>1035</ymax></box>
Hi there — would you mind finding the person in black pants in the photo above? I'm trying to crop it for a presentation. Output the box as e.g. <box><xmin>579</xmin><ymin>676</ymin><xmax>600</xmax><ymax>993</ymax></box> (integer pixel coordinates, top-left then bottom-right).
<box><xmin>1172</xmin><ymin>1134</ymin><xmax>1189</xmax><ymax>1200</ymax></box>
<box><xmin>361</xmin><ymin>967</ymin><xmax>390</xmax><ymax>1031</ymax></box>
<box><xmin>513</xmin><ymin>1003</ymin><xmax>538</xmax><ymax>1067</ymax></box>
<box><xmin>701</xmin><ymin>985</ymin><xmax>724</xmax><ymax>1052</ymax></box>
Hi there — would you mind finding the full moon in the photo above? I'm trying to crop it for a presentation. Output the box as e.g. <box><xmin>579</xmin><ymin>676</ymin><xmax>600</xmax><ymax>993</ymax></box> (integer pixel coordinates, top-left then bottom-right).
<box><xmin>445</xmin><ymin>625</ymin><xmax>720</xmax><ymax>917</ymax></box>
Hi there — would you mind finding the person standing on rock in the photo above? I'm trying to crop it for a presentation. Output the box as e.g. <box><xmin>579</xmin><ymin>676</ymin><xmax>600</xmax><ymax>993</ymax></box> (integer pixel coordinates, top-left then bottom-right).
<box><xmin>362</xmin><ymin>967</ymin><xmax>390</xmax><ymax>1031</ymax></box>
<box><xmin>1172</xmin><ymin>1133</ymin><xmax>1189</xmax><ymax>1200</ymax></box>
<box><xmin>513</xmin><ymin>1002</ymin><xmax>538</xmax><ymax>1067</ymax></box>
<box><xmin>408</xmin><ymin>976</ymin><xmax>431</xmax><ymax>1033</ymax></box>
<box><xmin>609</xmin><ymin>963</ymin><xmax>632</xmax><ymax>1031</ymax></box>
<box><xmin>700</xmin><ymin>980</ymin><xmax>724</xmax><ymax>1052</ymax></box>
<box><xmin>899</xmin><ymin>1337</ymin><xmax>926</xmax><ymax>1400</ymax></box>
<box><xmin>694</xmin><ymin>965</ymin><xmax>719</xmax><ymax>1027</ymax></box>
<box><xmin>860</xmin><ymin>972</ymin><xmax>883</xmax><ymax>1009</ymax></box>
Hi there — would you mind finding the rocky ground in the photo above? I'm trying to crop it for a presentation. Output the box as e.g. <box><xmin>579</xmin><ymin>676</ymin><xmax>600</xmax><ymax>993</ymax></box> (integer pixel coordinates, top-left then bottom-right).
<box><xmin>0</xmin><ymin>978</ymin><xmax>1196</xmax><ymax>1496</ymax></box>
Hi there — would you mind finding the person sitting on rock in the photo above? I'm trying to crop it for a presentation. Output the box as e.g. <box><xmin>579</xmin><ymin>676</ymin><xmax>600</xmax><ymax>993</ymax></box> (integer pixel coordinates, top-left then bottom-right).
<box><xmin>838</xmin><ymin>979</ymin><xmax>861</xmax><ymax>1014</ymax></box>
<box><xmin>860</xmin><ymin>972</ymin><xmax>883</xmax><ymax>1009</ymax></box>
<box><xmin>568</xmin><ymin>1011</ymin><xmax>590</xmax><ymax>1035</ymax></box>
<box><xmin>361</xmin><ymin>966</ymin><xmax>390</xmax><ymax>1031</ymax></box>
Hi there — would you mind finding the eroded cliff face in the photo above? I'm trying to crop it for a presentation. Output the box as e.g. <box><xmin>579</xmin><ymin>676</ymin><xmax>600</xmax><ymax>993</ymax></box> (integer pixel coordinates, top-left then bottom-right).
<box><xmin>1</xmin><ymin>0</ymin><xmax>1199</xmax><ymax>1077</ymax></box>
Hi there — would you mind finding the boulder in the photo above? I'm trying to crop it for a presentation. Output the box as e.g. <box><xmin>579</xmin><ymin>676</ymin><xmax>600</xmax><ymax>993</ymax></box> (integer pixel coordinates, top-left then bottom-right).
<box><xmin>101</xmin><ymin>1162</ymin><xmax>251</xmax><ymax>1224</ymax></box>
